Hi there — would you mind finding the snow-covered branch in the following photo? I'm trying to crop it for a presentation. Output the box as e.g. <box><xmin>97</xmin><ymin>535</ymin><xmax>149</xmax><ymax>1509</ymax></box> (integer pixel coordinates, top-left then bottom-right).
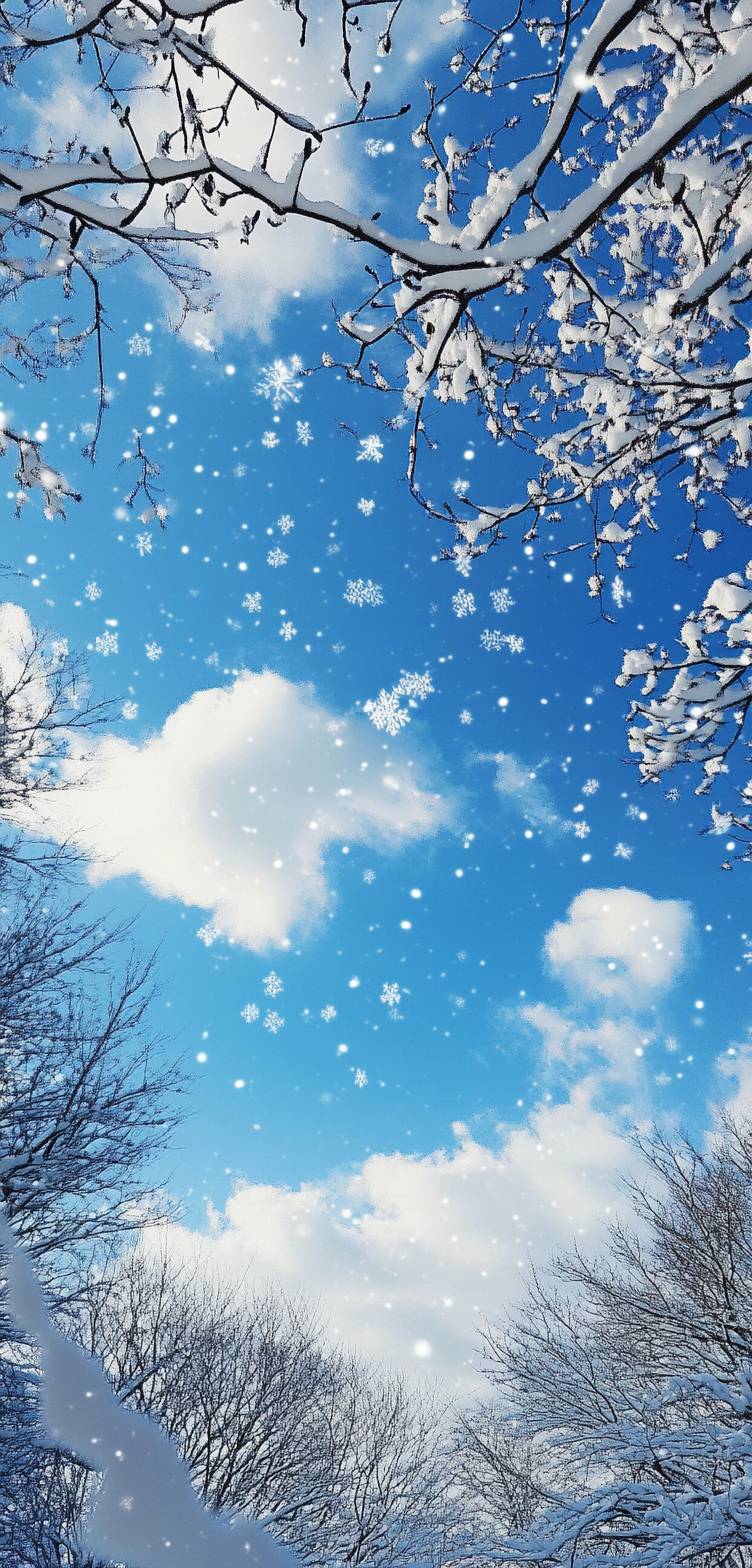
<box><xmin>618</xmin><ymin>569</ymin><xmax>752</xmax><ymax>863</ymax></box>
<box><xmin>1</xmin><ymin>0</ymin><xmax>752</xmax><ymax>569</ymax></box>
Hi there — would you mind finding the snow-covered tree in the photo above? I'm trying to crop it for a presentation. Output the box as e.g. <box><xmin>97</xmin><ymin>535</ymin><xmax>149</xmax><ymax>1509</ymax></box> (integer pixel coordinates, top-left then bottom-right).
<box><xmin>0</xmin><ymin>865</ymin><xmax>183</xmax><ymax>1566</ymax></box>
<box><xmin>74</xmin><ymin>1246</ymin><xmax>459</xmax><ymax>1567</ymax></box>
<box><xmin>472</xmin><ymin>1119</ymin><xmax>752</xmax><ymax>1568</ymax></box>
<box><xmin>0</xmin><ymin>612</ymin><xmax>183</xmax><ymax>1565</ymax></box>
<box><xmin>0</xmin><ymin>0</ymin><xmax>751</xmax><ymax>579</ymax></box>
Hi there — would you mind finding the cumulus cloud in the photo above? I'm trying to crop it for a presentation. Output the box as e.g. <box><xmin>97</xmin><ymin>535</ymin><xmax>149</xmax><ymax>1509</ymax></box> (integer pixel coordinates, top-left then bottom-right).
<box><xmin>545</xmin><ymin>887</ymin><xmax>693</xmax><ymax>1005</ymax></box>
<box><xmin>134</xmin><ymin>880</ymin><xmax>701</xmax><ymax>1384</ymax></box>
<box><xmin>18</xmin><ymin>668</ymin><xmax>451</xmax><ymax>951</ymax></box>
<box><xmin>147</xmin><ymin>1083</ymin><xmax>636</xmax><ymax>1386</ymax></box>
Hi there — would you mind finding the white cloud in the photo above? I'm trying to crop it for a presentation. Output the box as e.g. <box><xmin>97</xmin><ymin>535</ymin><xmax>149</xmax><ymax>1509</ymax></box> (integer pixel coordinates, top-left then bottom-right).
<box><xmin>18</xmin><ymin>668</ymin><xmax>451</xmax><ymax>951</ymax></box>
<box><xmin>132</xmin><ymin>879</ymin><xmax>701</xmax><ymax>1385</ymax></box>
<box><xmin>147</xmin><ymin>1083</ymin><xmax>636</xmax><ymax>1387</ymax></box>
<box><xmin>522</xmin><ymin>1000</ymin><xmax>649</xmax><ymax>1083</ymax></box>
<box><xmin>545</xmin><ymin>887</ymin><xmax>693</xmax><ymax>1005</ymax></box>
<box><xmin>489</xmin><ymin>751</ymin><xmax>573</xmax><ymax>837</ymax></box>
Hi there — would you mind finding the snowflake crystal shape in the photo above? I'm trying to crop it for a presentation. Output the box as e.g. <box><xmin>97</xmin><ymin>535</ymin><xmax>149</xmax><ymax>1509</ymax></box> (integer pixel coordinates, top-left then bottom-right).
<box><xmin>256</xmin><ymin>356</ymin><xmax>303</xmax><ymax>411</ymax></box>
<box><xmin>95</xmin><ymin>630</ymin><xmax>118</xmax><ymax>656</ymax></box>
<box><xmin>263</xmin><ymin>1010</ymin><xmax>285</xmax><ymax>1035</ymax></box>
<box><xmin>452</xmin><ymin>589</ymin><xmax>476</xmax><ymax>618</ymax></box>
<box><xmin>356</xmin><ymin>434</ymin><xmax>384</xmax><ymax>463</ymax></box>
<box><xmin>344</xmin><ymin>578</ymin><xmax>384</xmax><ymax>607</ymax></box>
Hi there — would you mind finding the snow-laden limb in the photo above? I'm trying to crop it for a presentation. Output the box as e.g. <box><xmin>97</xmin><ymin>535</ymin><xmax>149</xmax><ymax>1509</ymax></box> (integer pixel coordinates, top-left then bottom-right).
<box><xmin>0</xmin><ymin>1213</ymin><xmax>300</xmax><ymax>1568</ymax></box>
<box><xmin>617</xmin><ymin>568</ymin><xmax>752</xmax><ymax>862</ymax></box>
<box><xmin>3</xmin><ymin>0</ymin><xmax>752</xmax><ymax>559</ymax></box>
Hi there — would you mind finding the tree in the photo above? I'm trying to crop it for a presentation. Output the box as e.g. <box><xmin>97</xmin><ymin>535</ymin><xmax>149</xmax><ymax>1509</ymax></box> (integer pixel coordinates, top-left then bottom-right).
<box><xmin>0</xmin><ymin>608</ymin><xmax>184</xmax><ymax>1565</ymax></box>
<box><xmin>0</xmin><ymin>601</ymin><xmax>107</xmax><ymax>844</ymax></box>
<box><xmin>470</xmin><ymin>1118</ymin><xmax>752</xmax><ymax>1568</ymax></box>
<box><xmin>73</xmin><ymin>1246</ymin><xmax>459</xmax><ymax>1567</ymax></box>
<box><xmin>0</xmin><ymin>862</ymin><xmax>184</xmax><ymax>1567</ymax></box>
<box><xmin>0</xmin><ymin>0</ymin><xmax>749</xmax><ymax>573</ymax></box>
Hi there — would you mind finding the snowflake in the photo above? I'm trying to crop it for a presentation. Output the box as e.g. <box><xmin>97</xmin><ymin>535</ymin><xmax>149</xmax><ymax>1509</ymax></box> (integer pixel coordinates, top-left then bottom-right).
<box><xmin>380</xmin><ymin>981</ymin><xmax>401</xmax><ymax>1006</ymax></box>
<box><xmin>481</xmin><ymin>629</ymin><xmax>504</xmax><ymax>652</ymax></box>
<box><xmin>266</xmin><ymin>547</ymin><xmax>288</xmax><ymax>568</ymax></box>
<box><xmin>243</xmin><ymin>591</ymin><xmax>262</xmax><ymax>612</ymax></box>
<box><xmin>262</xmin><ymin>970</ymin><xmax>283</xmax><ymax>998</ymax></box>
<box><xmin>364</xmin><ymin>688</ymin><xmax>409</xmax><ymax>736</ymax></box>
<box><xmin>362</xmin><ymin>869</ymin><xmax>375</xmax><ymax>884</ymax></box>
<box><xmin>452</xmin><ymin>589</ymin><xmax>476</xmax><ymax>618</ymax></box>
<box><xmin>354</xmin><ymin>1068</ymin><xmax>368</xmax><ymax>1088</ymax></box>
<box><xmin>344</xmin><ymin>578</ymin><xmax>384</xmax><ymax>607</ymax></box>
<box><xmin>459</xmin><ymin>709</ymin><xmax>473</xmax><ymax>725</ymax></box>
<box><xmin>453</xmin><ymin>545</ymin><xmax>473</xmax><ymax>576</ymax></box>
<box><xmin>296</xmin><ymin>420</ymin><xmax>313</xmax><ymax>446</ymax></box>
<box><xmin>262</xmin><ymin>431</ymin><xmax>279</xmax><ymax>449</ymax></box>
<box><xmin>50</xmin><ymin>637</ymin><xmax>69</xmax><ymax>663</ymax></box>
<box><xmin>612</xmin><ymin>575</ymin><xmax>627</xmax><ymax>609</ymax></box>
<box><xmin>654</xmin><ymin>1071</ymin><xmax>671</xmax><ymax>1087</ymax></box>
<box><xmin>582</xmin><ymin>778</ymin><xmax>600</xmax><ymax>796</ymax></box>
<box><xmin>627</xmin><ymin>804</ymin><xmax>641</xmax><ymax>820</ymax></box>
<box><xmin>320</xmin><ymin>1005</ymin><xmax>337</xmax><ymax>1022</ymax></box>
<box><xmin>396</xmin><ymin>671</ymin><xmax>434</xmax><ymax>700</ymax></box>
<box><xmin>279</xmin><ymin>620</ymin><xmax>297</xmax><ymax>641</ymax></box>
<box><xmin>145</xmin><ymin>641</ymin><xmax>163</xmax><ymax>661</ymax></box>
<box><xmin>364</xmin><ymin>137</ymin><xmax>386</xmax><ymax>157</ymax></box>
<box><xmin>665</xmin><ymin>787</ymin><xmax>680</xmax><ymax>802</ymax></box>
<box><xmin>256</xmin><ymin>357</ymin><xmax>303</xmax><ymax>410</ymax></box>
<box><xmin>196</xmin><ymin>922</ymin><xmax>220</xmax><ymax>947</ymax></box>
<box><xmin>490</xmin><ymin>587</ymin><xmax>515</xmax><ymax>613</ymax></box>
<box><xmin>503</xmin><ymin>634</ymin><xmax>526</xmax><ymax>654</ymax></box>
<box><xmin>135</xmin><ymin>532</ymin><xmax>153</xmax><ymax>557</ymax></box>
<box><xmin>614</xmin><ymin>841</ymin><xmax>634</xmax><ymax>859</ymax></box>
<box><xmin>332</xmin><ymin>641</ymin><xmax>346</xmax><ymax>656</ymax></box>
<box><xmin>356</xmin><ymin>434</ymin><xmax>384</xmax><ymax>463</ymax></box>
<box><xmin>277</xmin><ymin>514</ymin><xmax>295</xmax><ymax>534</ymax></box>
<box><xmin>364</xmin><ymin>669</ymin><xmax>433</xmax><ymax>735</ymax></box>
<box><xmin>573</xmin><ymin>821</ymin><xmax>590</xmax><ymax>839</ymax></box>
<box><xmin>241</xmin><ymin>1003</ymin><xmax>260</xmax><ymax>1023</ymax></box>
<box><xmin>128</xmin><ymin>333</ymin><xmax>152</xmax><ymax>356</ymax></box>
<box><xmin>452</xmin><ymin>478</ymin><xmax>471</xmax><ymax>496</ymax></box>
<box><xmin>85</xmin><ymin>580</ymin><xmax>102</xmax><ymax>602</ymax></box>
<box><xmin>263</xmin><ymin>1010</ymin><xmax>285</xmax><ymax>1035</ymax></box>
<box><xmin>95</xmin><ymin>631</ymin><xmax>118</xmax><ymax>656</ymax></box>
<box><xmin>233</xmin><ymin>463</ymin><xmax>247</xmax><ymax>479</ymax></box>
<box><xmin>357</xmin><ymin>498</ymin><xmax>375</xmax><ymax>516</ymax></box>
<box><xmin>121</xmin><ymin>700</ymin><xmax>139</xmax><ymax>720</ymax></box>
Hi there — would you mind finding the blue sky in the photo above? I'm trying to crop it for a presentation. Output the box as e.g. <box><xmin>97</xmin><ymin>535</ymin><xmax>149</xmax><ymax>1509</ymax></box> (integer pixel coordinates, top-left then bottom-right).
<box><xmin>2</xmin><ymin>2</ymin><xmax>750</xmax><ymax>1381</ymax></box>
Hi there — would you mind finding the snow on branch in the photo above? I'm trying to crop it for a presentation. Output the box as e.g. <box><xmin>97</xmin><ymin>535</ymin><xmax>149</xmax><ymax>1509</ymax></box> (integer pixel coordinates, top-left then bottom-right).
<box><xmin>618</xmin><ymin>569</ymin><xmax>752</xmax><ymax>863</ymax></box>
<box><xmin>1</xmin><ymin>0</ymin><xmax>752</xmax><ymax>567</ymax></box>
